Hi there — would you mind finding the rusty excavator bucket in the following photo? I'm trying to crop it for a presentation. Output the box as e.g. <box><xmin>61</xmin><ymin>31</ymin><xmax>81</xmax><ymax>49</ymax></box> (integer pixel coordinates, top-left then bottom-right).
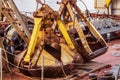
<box><xmin>14</xmin><ymin>4</ymin><xmax>83</xmax><ymax>77</ymax></box>
<box><xmin>14</xmin><ymin>0</ymin><xmax>108</xmax><ymax>78</ymax></box>
<box><xmin>57</xmin><ymin>0</ymin><xmax>108</xmax><ymax>61</ymax></box>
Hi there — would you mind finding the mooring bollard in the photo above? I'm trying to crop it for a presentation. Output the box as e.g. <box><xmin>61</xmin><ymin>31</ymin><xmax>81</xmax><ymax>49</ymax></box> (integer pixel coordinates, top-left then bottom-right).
<box><xmin>101</xmin><ymin>71</ymin><xmax>115</xmax><ymax>80</ymax></box>
<box><xmin>0</xmin><ymin>48</ymin><xmax>2</xmax><ymax>80</ymax></box>
<box><xmin>89</xmin><ymin>73</ymin><xmax>98</xmax><ymax>80</ymax></box>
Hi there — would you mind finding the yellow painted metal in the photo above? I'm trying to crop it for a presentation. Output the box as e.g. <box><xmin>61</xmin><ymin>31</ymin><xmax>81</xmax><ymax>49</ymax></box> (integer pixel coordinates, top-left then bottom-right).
<box><xmin>66</xmin><ymin>3</ymin><xmax>92</xmax><ymax>53</ymax></box>
<box><xmin>24</xmin><ymin>18</ymin><xmax>42</xmax><ymax>62</ymax></box>
<box><xmin>86</xmin><ymin>21</ymin><xmax>107</xmax><ymax>45</ymax></box>
<box><xmin>37</xmin><ymin>44</ymin><xmax>75</xmax><ymax>66</ymax></box>
<box><xmin>30</xmin><ymin>31</ymin><xmax>45</xmax><ymax>65</ymax></box>
<box><xmin>37</xmin><ymin>49</ymin><xmax>57</xmax><ymax>66</ymax></box>
<box><xmin>56</xmin><ymin>19</ymin><xmax>75</xmax><ymax>49</ymax></box>
<box><xmin>60</xmin><ymin>43</ymin><xmax>74</xmax><ymax>57</ymax></box>
<box><xmin>106</xmin><ymin>0</ymin><xmax>111</xmax><ymax>7</ymax></box>
<box><xmin>60</xmin><ymin>44</ymin><xmax>74</xmax><ymax>65</ymax></box>
<box><xmin>74</xmin><ymin>4</ymin><xmax>107</xmax><ymax>46</ymax></box>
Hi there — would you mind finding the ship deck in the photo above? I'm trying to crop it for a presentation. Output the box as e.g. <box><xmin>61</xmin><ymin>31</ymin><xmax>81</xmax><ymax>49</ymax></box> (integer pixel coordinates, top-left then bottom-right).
<box><xmin>2</xmin><ymin>39</ymin><xmax>120</xmax><ymax>80</ymax></box>
<box><xmin>93</xmin><ymin>39</ymin><xmax>120</xmax><ymax>66</ymax></box>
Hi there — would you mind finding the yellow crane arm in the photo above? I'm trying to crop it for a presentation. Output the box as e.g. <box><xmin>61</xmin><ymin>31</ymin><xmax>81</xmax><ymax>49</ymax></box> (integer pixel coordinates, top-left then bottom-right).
<box><xmin>56</xmin><ymin>19</ymin><xmax>75</xmax><ymax>49</ymax></box>
<box><xmin>23</xmin><ymin>18</ymin><xmax>42</xmax><ymax>62</ymax></box>
<box><xmin>106</xmin><ymin>0</ymin><xmax>111</xmax><ymax>7</ymax></box>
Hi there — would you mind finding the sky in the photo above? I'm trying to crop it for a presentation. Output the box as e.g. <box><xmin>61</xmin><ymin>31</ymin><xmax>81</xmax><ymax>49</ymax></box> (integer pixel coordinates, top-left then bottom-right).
<box><xmin>14</xmin><ymin>0</ymin><xmax>95</xmax><ymax>12</ymax></box>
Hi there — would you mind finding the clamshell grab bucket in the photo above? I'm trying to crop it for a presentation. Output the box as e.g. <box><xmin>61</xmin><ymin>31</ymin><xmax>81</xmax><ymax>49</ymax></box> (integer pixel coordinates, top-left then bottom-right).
<box><xmin>59</xmin><ymin>2</ymin><xmax>108</xmax><ymax>61</ymax></box>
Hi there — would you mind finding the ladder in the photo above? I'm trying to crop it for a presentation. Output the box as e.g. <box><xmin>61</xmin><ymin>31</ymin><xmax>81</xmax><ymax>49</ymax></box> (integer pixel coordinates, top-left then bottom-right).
<box><xmin>0</xmin><ymin>0</ymin><xmax>31</xmax><ymax>43</ymax></box>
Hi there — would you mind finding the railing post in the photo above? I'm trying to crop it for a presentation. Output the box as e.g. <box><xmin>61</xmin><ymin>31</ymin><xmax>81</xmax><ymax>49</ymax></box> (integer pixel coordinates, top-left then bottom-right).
<box><xmin>0</xmin><ymin>48</ymin><xmax>2</xmax><ymax>80</ymax></box>
<box><xmin>41</xmin><ymin>56</ymin><xmax>44</xmax><ymax>80</ymax></box>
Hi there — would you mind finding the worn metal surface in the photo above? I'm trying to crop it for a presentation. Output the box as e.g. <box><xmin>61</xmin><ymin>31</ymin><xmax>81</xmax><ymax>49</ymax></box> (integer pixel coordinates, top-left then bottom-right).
<box><xmin>1</xmin><ymin>0</ymin><xmax>30</xmax><ymax>43</ymax></box>
<box><xmin>0</xmin><ymin>0</ymin><xmax>3</xmax><ymax>20</ymax></box>
<box><xmin>1</xmin><ymin>0</ymin><xmax>110</xmax><ymax>79</ymax></box>
<box><xmin>16</xmin><ymin>3</ymin><xmax>83</xmax><ymax>78</ymax></box>
<box><xmin>7</xmin><ymin>0</ymin><xmax>31</xmax><ymax>38</ymax></box>
<box><xmin>66</xmin><ymin>3</ymin><xmax>92</xmax><ymax>54</ymax></box>
<box><xmin>12</xmin><ymin>0</ymin><xmax>108</xmax><ymax>78</ymax></box>
<box><xmin>2</xmin><ymin>10</ymin><xmax>29</xmax><ymax>43</ymax></box>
